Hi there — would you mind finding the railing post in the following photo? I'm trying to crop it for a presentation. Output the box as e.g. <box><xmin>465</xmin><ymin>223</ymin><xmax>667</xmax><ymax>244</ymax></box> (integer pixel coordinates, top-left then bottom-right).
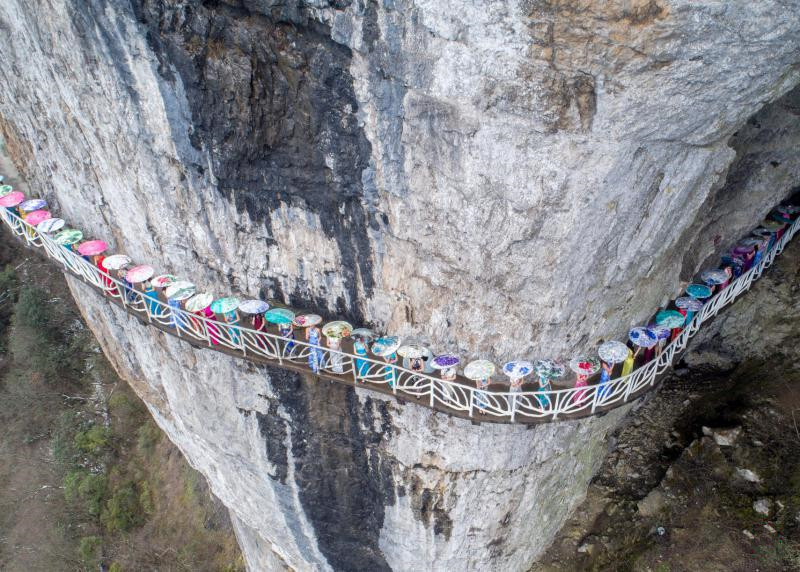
<box><xmin>468</xmin><ymin>390</ymin><xmax>474</xmax><ymax>418</ymax></box>
<box><xmin>351</xmin><ymin>357</ymin><xmax>358</xmax><ymax>385</ymax></box>
<box><xmin>429</xmin><ymin>379</ymin><xmax>435</xmax><ymax>407</ymax></box>
<box><xmin>510</xmin><ymin>394</ymin><xmax>517</xmax><ymax>422</ymax></box>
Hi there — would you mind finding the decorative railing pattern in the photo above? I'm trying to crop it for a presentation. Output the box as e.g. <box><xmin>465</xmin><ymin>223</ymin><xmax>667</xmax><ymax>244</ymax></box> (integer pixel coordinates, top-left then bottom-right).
<box><xmin>1</xmin><ymin>206</ymin><xmax>797</xmax><ymax>424</ymax></box>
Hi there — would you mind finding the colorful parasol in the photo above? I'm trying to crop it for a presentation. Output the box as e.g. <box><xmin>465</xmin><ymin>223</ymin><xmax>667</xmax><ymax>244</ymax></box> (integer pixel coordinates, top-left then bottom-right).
<box><xmin>210</xmin><ymin>296</ymin><xmax>240</xmax><ymax>314</ymax></box>
<box><xmin>777</xmin><ymin>204</ymin><xmax>800</xmax><ymax>215</ymax></box>
<box><xmin>686</xmin><ymin>283</ymin><xmax>712</xmax><ymax>299</ymax></box>
<box><xmin>430</xmin><ymin>355</ymin><xmax>460</xmax><ymax>370</ymax></box>
<box><xmin>77</xmin><ymin>240</ymin><xmax>108</xmax><ymax>256</ymax></box>
<box><xmin>185</xmin><ymin>293</ymin><xmax>214</xmax><ymax>313</ymax></box>
<box><xmin>237</xmin><ymin>299</ymin><xmax>270</xmax><ymax>314</ymax></box>
<box><xmin>37</xmin><ymin>217</ymin><xmax>65</xmax><ymax>233</ymax></box>
<box><xmin>533</xmin><ymin>359</ymin><xmax>565</xmax><ymax>379</ymax></box>
<box><xmin>152</xmin><ymin>274</ymin><xmax>177</xmax><ymax>288</ymax></box>
<box><xmin>103</xmin><ymin>254</ymin><xmax>132</xmax><ymax>270</ymax></box>
<box><xmin>397</xmin><ymin>343</ymin><xmax>428</xmax><ymax>359</ymax></box>
<box><xmin>0</xmin><ymin>185</ymin><xmax>13</xmax><ymax>196</ymax></box>
<box><xmin>629</xmin><ymin>327</ymin><xmax>658</xmax><ymax>348</ymax></box>
<box><xmin>322</xmin><ymin>320</ymin><xmax>353</xmax><ymax>339</ymax></box>
<box><xmin>265</xmin><ymin>308</ymin><xmax>295</xmax><ymax>325</ymax></box>
<box><xmin>655</xmin><ymin>309</ymin><xmax>685</xmax><ymax>328</ymax></box>
<box><xmin>569</xmin><ymin>356</ymin><xmax>600</xmax><ymax>375</ymax></box>
<box><xmin>598</xmin><ymin>341</ymin><xmax>629</xmax><ymax>364</ymax></box>
<box><xmin>372</xmin><ymin>336</ymin><xmax>401</xmax><ymax>357</ymax></box>
<box><xmin>350</xmin><ymin>327</ymin><xmax>375</xmax><ymax>340</ymax></box>
<box><xmin>19</xmin><ymin>199</ymin><xmax>46</xmax><ymax>212</ymax></box>
<box><xmin>464</xmin><ymin>360</ymin><xmax>495</xmax><ymax>380</ymax></box>
<box><xmin>53</xmin><ymin>228</ymin><xmax>83</xmax><ymax>246</ymax></box>
<box><xmin>649</xmin><ymin>324</ymin><xmax>671</xmax><ymax>340</ymax></box>
<box><xmin>502</xmin><ymin>360</ymin><xmax>534</xmax><ymax>378</ymax></box>
<box><xmin>165</xmin><ymin>280</ymin><xmax>196</xmax><ymax>301</ymax></box>
<box><xmin>700</xmin><ymin>269</ymin><xmax>728</xmax><ymax>284</ymax></box>
<box><xmin>771</xmin><ymin>211</ymin><xmax>792</xmax><ymax>224</ymax></box>
<box><xmin>126</xmin><ymin>265</ymin><xmax>154</xmax><ymax>283</ymax></box>
<box><xmin>675</xmin><ymin>297</ymin><xmax>703</xmax><ymax>312</ymax></box>
<box><xmin>24</xmin><ymin>210</ymin><xmax>51</xmax><ymax>226</ymax></box>
<box><xmin>293</xmin><ymin>313</ymin><xmax>322</xmax><ymax>328</ymax></box>
<box><xmin>0</xmin><ymin>191</ymin><xmax>25</xmax><ymax>208</ymax></box>
<box><xmin>762</xmin><ymin>220</ymin><xmax>785</xmax><ymax>231</ymax></box>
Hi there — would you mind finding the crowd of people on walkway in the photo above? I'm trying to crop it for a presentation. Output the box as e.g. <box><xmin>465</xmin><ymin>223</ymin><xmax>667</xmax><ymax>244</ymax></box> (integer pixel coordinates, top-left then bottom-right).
<box><xmin>1</xmin><ymin>174</ymin><xmax>797</xmax><ymax>415</ymax></box>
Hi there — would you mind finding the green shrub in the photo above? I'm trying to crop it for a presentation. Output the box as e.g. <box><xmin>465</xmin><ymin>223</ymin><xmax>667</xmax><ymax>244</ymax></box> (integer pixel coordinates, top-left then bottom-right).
<box><xmin>109</xmin><ymin>563</ymin><xmax>123</xmax><ymax>572</ymax></box>
<box><xmin>139</xmin><ymin>479</ymin><xmax>154</xmax><ymax>515</ymax></box>
<box><xmin>14</xmin><ymin>285</ymin><xmax>49</xmax><ymax>329</ymax></box>
<box><xmin>74</xmin><ymin>425</ymin><xmax>112</xmax><ymax>456</ymax></box>
<box><xmin>64</xmin><ymin>469</ymin><xmax>108</xmax><ymax>517</ymax></box>
<box><xmin>135</xmin><ymin>420</ymin><xmax>161</xmax><ymax>454</ymax></box>
<box><xmin>52</xmin><ymin>411</ymin><xmax>80</xmax><ymax>468</ymax></box>
<box><xmin>78</xmin><ymin>535</ymin><xmax>102</xmax><ymax>563</ymax></box>
<box><xmin>101</xmin><ymin>481</ymin><xmax>145</xmax><ymax>533</ymax></box>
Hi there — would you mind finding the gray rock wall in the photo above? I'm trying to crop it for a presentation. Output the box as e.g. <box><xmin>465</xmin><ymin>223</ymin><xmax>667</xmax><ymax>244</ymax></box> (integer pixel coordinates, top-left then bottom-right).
<box><xmin>1</xmin><ymin>0</ymin><xmax>799</xmax><ymax>570</ymax></box>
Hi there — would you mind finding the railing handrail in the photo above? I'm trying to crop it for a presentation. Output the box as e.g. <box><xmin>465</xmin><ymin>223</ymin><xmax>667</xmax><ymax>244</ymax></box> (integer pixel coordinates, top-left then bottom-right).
<box><xmin>1</xmin><ymin>205</ymin><xmax>797</xmax><ymax>424</ymax></box>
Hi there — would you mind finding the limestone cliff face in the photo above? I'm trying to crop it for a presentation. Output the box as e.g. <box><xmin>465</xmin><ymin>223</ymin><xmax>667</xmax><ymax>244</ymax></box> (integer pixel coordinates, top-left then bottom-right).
<box><xmin>0</xmin><ymin>1</ymin><xmax>799</xmax><ymax>570</ymax></box>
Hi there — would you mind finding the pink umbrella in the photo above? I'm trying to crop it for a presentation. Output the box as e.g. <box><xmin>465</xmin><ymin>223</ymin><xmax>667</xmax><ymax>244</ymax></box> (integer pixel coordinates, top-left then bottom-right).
<box><xmin>126</xmin><ymin>265</ymin><xmax>154</xmax><ymax>284</ymax></box>
<box><xmin>77</xmin><ymin>240</ymin><xmax>109</xmax><ymax>256</ymax></box>
<box><xmin>25</xmin><ymin>210</ymin><xmax>51</xmax><ymax>226</ymax></box>
<box><xmin>0</xmin><ymin>191</ymin><xmax>25</xmax><ymax>208</ymax></box>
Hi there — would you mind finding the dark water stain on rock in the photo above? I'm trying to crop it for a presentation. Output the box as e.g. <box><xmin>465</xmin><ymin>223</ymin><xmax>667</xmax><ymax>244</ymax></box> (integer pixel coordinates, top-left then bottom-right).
<box><xmin>131</xmin><ymin>0</ymin><xmax>376</xmax><ymax>324</ymax></box>
<box><xmin>251</xmin><ymin>364</ymin><xmax>396</xmax><ymax>571</ymax></box>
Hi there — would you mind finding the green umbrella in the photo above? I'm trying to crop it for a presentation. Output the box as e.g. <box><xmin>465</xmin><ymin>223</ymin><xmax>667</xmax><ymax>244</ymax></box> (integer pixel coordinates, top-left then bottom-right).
<box><xmin>655</xmin><ymin>309</ymin><xmax>685</xmax><ymax>329</ymax></box>
<box><xmin>265</xmin><ymin>308</ymin><xmax>295</xmax><ymax>325</ymax></box>
<box><xmin>165</xmin><ymin>280</ymin><xmax>196</xmax><ymax>301</ymax></box>
<box><xmin>185</xmin><ymin>293</ymin><xmax>214</xmax><ymax>312</ymax></box>
<box><xmin>210</xmin><ymin>297</ymin><xmax>240</xmax><ymax>314</ymax></box>
<box><xmin>53</xmin><ymin>228</ymin><xmax>83</xmax><ymax>246</ymax></box>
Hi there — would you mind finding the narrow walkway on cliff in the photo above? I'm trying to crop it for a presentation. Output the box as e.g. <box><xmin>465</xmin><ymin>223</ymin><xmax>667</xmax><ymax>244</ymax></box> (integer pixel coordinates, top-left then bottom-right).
<box><xmin>0</xmin><ymin>184</ymin><xmax>798</xmax><ymax>424</ymax></box>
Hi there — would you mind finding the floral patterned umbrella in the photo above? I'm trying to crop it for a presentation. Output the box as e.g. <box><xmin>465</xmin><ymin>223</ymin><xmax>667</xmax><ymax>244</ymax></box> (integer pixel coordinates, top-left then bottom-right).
<box><xmin>751</xmin><ymin>227</ymin><xmax>775</xmax><ymax>238</ymax></box>
<box><xmin>430</xmin><ymin>355</ymin><xmax>460</xmax><ymax>370</ymax></box>
<box><xmin>293</xmin><ymin>313</ymin><xmax>322</xmax><ymax>328</ymax></box>
<box><xmin>0</xmin><ymin>191</ymin><xmax>25</xmax><ymax>207</ymax></box>
<box><xmin>686</xmin><ymin>283</ymin><xmax>712</xmax><ymax>299</ymax></box>
<box><xmin>350</xmin><ymin>328</ymin><xmax>375</xmax><ymax>340</ymax></box>
<box><xmin>77</xmin><ymin>240</ymin><xmax>109</xmax><ymax>256</ymax></box>
<box><xmin>0</xmin><ymin>185</ymin><xmax>13</xmax><ymax>196</ymax></box>
<box><xmin>37</xmin><ymin>218</ymin><xmax>65</xmax><ymax>233</ymax></box>
<box><xmin>675</xmin><ymin>297</ymin><xmax>703</xmax><ymax>312</ymax></box>
<box><xmin>103</xmin><ymin>254</ymin><xmax>132</xmax><ymax>270</ymax></box>
<box><xmin>737</xmin><ymin>237</ymin><xmax>767</xmax><ymax>248</ymax></box>
<box><xmin>464</xmin><ymin>360</ymin><xmax>495</xmax><ymax>380</ymax></box>
<box><xmin>502</xmin><ymin>361</ymin><xmax>534</xmax><ymax>378</ymax></box>
<box><xmin>210</xmin><ymin>297</ymin><xmax>240</xmax><ymax>314</ymax></box>
<box><xmin>700</xmin><ymin>269</ymin><xmax>728</xmax><ymax>284</ymax></box>
<box><xmin>185</xmin><ymin>293</ymin><xmax>214</xmax><ymax>312</ymax></box>
<box><xmin>165</xmin><ymin>280</ymin><xmax>196</xmax><ymax>301</ymax></box>
<box><xmin>152</xmin><ymin>274</ymin><xmax>177</xmax><ymax>288</ymax></box>
<box><xmin>655</xmin><ymin>309</ymin><xmax>685</xmax><ymax>328</ymax></box>
<box><xmin>24</xmin><ymin>210</ymin><xmax>51</xmax><ymax>226</ymax></box>
<box><xmin>568</xmin><ymin>356</ymin><xmax>600</xmax><ymax>375</ymax></box>
<box><xmin>126</xmin><ymin>265</ymin><xmax>154</xmax><ymax>284</ymax></box>
<box><xmin>19</xmin><ymin>199</ymin><xmax>46</xmax><ymax>212</ymax></box>
<box><xmin>649</xmin><ymin>324</ymin><xmax>671</xmax><ymax>340</ymax></box>
<box><xmin>598</xmin><ymin>341</ymin><xmax>629</xmax><ymax>364</ymax></box>
<box><xmin>372</xmin><ymin>336</ymin><xmax>401</xmax><ymax>357</ymax></box>
<box><xmin>265</xmin><ymin>308</ymin><xmax>295</xmax><ymax>325</ymax></box>
<box><xmin>53</xmin><ymin>228</ymin><xmax>83</xmax><ymax>246</ymax></box>
<box><xmin>628</xmin><ymin>327</ymin><xmax>658</xmax><ymax>348</ymax></box>
<box><xmin>398</xmin><ymin>343</ymin><xmax>428</xmax><ymax>359</ymax></box>
<box><xmin>238</xmin><ymin>299</ymin><xmax>270</xmax><ymax>314</ymax></box>
<box><xmin>322</xmin><ymin>321</ymin><xmax>353</xmax><ymax>339</ymax></box>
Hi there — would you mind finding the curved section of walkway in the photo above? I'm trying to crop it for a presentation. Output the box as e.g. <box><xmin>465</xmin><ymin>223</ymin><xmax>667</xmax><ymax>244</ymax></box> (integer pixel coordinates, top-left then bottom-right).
<box><xmin>1</xmin><ymin>207</ymin><xmax>797</xmax><ymax>424</ymax></box>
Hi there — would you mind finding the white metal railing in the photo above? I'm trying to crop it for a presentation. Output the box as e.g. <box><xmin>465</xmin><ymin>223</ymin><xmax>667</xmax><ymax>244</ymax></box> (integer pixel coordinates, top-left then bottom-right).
<box><xmin>1</xmin><ymin>206</ymin><xmax>797</xmax><ymax>423</ymax></box>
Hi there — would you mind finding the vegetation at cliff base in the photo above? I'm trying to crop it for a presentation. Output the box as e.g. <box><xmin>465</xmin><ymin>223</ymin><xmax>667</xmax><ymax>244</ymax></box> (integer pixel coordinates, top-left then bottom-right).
<box><xmin>0</xmin><ymin>242</ymin><xmax>244</xmax><ymax>571</ymax></box>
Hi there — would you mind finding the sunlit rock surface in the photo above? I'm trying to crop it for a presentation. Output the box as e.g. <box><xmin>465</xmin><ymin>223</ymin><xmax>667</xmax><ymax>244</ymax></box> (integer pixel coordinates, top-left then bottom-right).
<box><xmin>0</xmin><ymin>0</ymin><xmax>799</xmax><ymax>570</ymax></box>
